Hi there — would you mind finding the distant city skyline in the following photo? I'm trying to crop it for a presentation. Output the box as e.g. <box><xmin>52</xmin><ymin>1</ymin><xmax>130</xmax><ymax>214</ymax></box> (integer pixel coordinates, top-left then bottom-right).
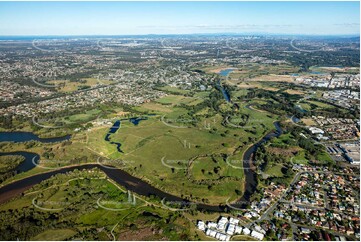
<box><xmin>0</xmin><ymin>1</ymin><xmax>359</xmax><ymax>36</ymax></box>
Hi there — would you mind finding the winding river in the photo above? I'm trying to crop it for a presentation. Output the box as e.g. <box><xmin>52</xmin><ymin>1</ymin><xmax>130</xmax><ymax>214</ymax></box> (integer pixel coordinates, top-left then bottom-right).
<box><xmin>217</xmin><ymin>68</ymin><xmax>284</xmax><ymax>207</ymax></box>
<box><xmin>0</xmin><ymin>163</ymin><xmax>227</xmax><ymax>211</ymax></box>
<box><xmin>0</xmin><ymin>91</ymin><xmax>283</xmax><ymax>211</ymax></box>
<box><xmin>239</xmin><ymin>122</ymin><xmax>283</xmax><ymax>205</ymax></box>
<box><xmin>0</xmin><ymin>123</ymin><xmax>283</xmax><ymax>212</ymax></box>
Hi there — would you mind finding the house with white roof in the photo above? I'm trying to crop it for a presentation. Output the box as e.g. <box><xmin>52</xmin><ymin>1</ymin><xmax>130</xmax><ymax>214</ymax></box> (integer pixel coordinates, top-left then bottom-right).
<box><xmin>250</xmin><ymin>211</ymin><xmax>260</xmax><ymax>218</ymax></box>
<box><xmin>242</xmin><ymin>227</ymin><xmax>251</xmax><ymax>235</ymax></box>
<box><xmin>219</xmin><ymin>217</ymin><xmax>228</xmax><ymax>224</ymax></box>
<box><xmin>229</xmin><ymin>217</ymin><xmax>239</xmax><ymax>225</ymax></box>
<box><xmin>207</xmin><ymin>221</ymin><xmax>217</xmax><ymax>229</ymax></box>
<box><xmin>197</xmin><ymin>221</ymin><xmax>206</xmax><ymax>231</ymax></box>
<box><xmin>206</xmin><ymin>229</ymin><xmax>217</xmax><ymax>238</ymax></box>
<box><xmin>309</xmin><ymin>127</ymin><xmax>324</xmax><ymax>134</ymax></box>
<box><xmin>219</xmin><ymin>233</ymin><xmax>227</xmax><ymax>241</ymax></box>
<box><xmin>251</xmin><ymin>230</ymin><xmax>264</xmax><ymax>240</ymax></box>
<box><xmin>217</xmin><ymin>223</ymin><xmax>226</xmax><ymax>231</ymax></box>
<box><xmin>217</xmin><ymin>217</ymin><xmax>228</xmax><ymax>232</ymax></box>
<box><xmin>226</xmin><ymin>224</ymin><xmax>235</xmax><ymax>235</ymax></box>
<box><xmin>253</xmin><ymin>225</ymin><xmax>266</xmax><ymax>235</ymax></box>
<box><xmin>235</xmin><ymin>226</ymin><xmax>243</xmax><ymax>234</ymax></box>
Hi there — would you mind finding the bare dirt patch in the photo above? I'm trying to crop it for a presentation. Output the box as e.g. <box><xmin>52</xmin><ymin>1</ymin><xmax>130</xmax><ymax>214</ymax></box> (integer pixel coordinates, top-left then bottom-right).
<box><xmin>233</xmin><ymin>81</ymin><xmax>279</xmax><ymax>91</ymax></box>
<box><xmin>248</xmin><ymin>74</ymin><xmax>294</xmax><ymax>83</ymax></box>
<box><xmin>117</xmin><ymin>111</ymin><xmax>130</xmax><ymax>116</ymax></box>
<box><xmin>284</xmin><ymin>89</ymin><xmax>305</xmax><ymax>95</ymax></box>
<box><xmin>301</xmin><ymin>118</ymin><xmax>316</xmax><ymax>126</ymax></box>
<box><xmin>268</xmin><ymin>147</ymin><xmax>301</xmax><ymax>157</ymax></box>
<box><xmin>118</xmin><ymin>227</ymin><xmax>166</xmax><ymax>241</ymax></box>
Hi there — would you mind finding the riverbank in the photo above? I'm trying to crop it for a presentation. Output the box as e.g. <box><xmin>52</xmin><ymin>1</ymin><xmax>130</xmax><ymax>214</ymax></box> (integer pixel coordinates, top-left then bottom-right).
<box><xmin>0</xmin><ymin>121</ymin><xmax>283</xmax><ymax>212</ymax></box>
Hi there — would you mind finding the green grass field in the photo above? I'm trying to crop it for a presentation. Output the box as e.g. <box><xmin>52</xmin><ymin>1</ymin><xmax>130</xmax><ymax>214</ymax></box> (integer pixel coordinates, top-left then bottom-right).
<box><xmin>86</xmin><ymin>115</ymin><xmax>245</xmax><ymax>204</ymax></box>
<box><xmin>264</xmin><ymin>164</ymin><xmax>285</xmax><ymax>177</ymax></box>
<box><xmin>155</xmin><ymin>94</ymin><xmax>204</xmax><ymax>106</ymax></box>
<box><xmin>65</xmin><ymin>109</ymin><xmax>102</xmax><ymax>123</ymax></box>
<box><xmin>270</xmin><ymin>133</ymin><xmax>295</xmax><ymax>147</ymax></box>
<box><xmin>315</xmin><ymin>151</ymin><xmax>334</xmax><ymax>164</ymax></box>
<box><xmin>305</xmin><ymin>100</ymin><xmax>334</xmax><ymax>109</ymax></box>
<box><xmin>297</xmin><ymin>102</ymin><xmax>312</xmax><ymax>111</ymax></box>
<box><xmin>32</xmin><ymin>229</ymin><xmax>77</xmax><ymax>241</ymax></box>
<box><xmin>82</xmin><ymin>91</ymin><xmax>279</xmax><ymax>204</ymax></box>
<box><xmin>291</xmin><ymin>150</ymin><xmax>309</xmax><ymax>164</ymax></box>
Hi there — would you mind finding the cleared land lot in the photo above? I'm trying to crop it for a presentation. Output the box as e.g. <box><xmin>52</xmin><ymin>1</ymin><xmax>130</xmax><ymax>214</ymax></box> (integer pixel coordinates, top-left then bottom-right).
<box><xmin>48</xmin><ymin>78</ymin><xmax>112</xmax><ymax>92</ymax></box>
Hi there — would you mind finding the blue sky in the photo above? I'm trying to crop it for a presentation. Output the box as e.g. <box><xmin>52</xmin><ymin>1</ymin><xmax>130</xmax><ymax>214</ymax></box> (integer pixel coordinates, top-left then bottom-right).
<box><xmin>0</xmin><ymin>1</ymin><xmax>359</xmax><ymax>35</ymax></box>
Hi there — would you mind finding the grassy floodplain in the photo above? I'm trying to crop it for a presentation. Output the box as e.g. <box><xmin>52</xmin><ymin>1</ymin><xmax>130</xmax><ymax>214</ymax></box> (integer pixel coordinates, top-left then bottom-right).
<box><xmin>83</xmin><ymin>85</ymin><xmax>279</xmax><ymax>205</ymax></box>
<box><xmin>87</xmin><ymin>113</ymin><xmax>246</xmax><ymax>204</ymax></box>
<box><xmin>1</xmin><ymin>77</ymin><xmax>281</xmax><ymax>206</ymax></box>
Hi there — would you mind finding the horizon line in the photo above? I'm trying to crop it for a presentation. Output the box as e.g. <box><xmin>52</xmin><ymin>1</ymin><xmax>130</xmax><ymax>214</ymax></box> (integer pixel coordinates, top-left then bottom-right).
<box><xmin>0</xmin><ymin>32</ymin><xmax>359</xmax><ymax>38</ymax></box>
